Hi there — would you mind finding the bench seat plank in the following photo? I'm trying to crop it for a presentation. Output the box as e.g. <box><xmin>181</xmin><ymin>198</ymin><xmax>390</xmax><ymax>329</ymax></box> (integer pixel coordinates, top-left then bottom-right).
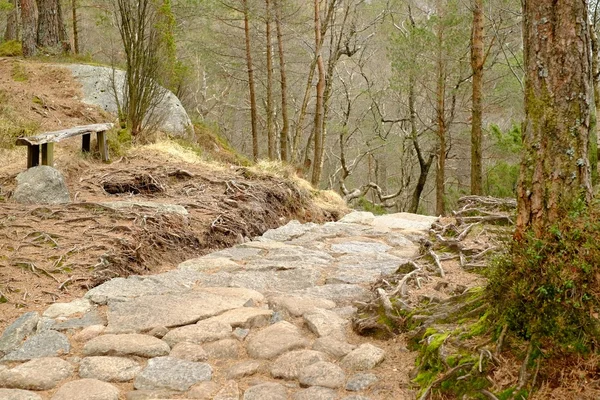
<box><xmin>15</xmin><ymin>123</ymin><xmax>114</xmax><ymax>146</ymax></box>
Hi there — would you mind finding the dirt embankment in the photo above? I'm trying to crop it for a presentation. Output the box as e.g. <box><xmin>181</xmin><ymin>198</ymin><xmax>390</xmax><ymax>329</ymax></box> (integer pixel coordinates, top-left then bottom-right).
<box><xmin>0</xmin><ymin>57</ymin><xmax>348</xmax><ymax>331</ymax></box>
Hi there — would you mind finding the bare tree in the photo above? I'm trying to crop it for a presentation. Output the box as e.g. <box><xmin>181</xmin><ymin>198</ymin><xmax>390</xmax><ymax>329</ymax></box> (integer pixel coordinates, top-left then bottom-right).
<box><xmin>242</xmin><ymin>0</ymin><xmax>259</xmax><ymax>161</ymax></box>
<box><xmin>470</xmin><ymin>0</ymin><xmax>484</xmax><ymax>194</ymax></box>
<box><xmin>274</xmin><ymin>0</ymin><xmax>289</xmax><ymax>162</ymax></box>
<box><xmin>4</xmin><ymin>0</ymin><xmax>19</xmax><ymax>41</ymax></box>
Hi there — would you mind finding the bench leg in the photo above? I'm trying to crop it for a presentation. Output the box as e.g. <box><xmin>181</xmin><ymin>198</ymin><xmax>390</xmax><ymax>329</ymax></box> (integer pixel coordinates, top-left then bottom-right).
<box><xmin>27</xmin><ymin>145</ymin><xmax>40</xmax><ymax>168</ymax></box>
<box><xmin>41</xmin><ymin>143</ymin><xmax>54</xmax><ymax>166</ymax></box>
<box><xmin>82</xmin><ymin>133</ymin><xmax>91</xmax><ymax>153</ymax></box>
<box><xmin>97</xmin><ymin>131</ymin><xmax>110</xmax><ymax>162</ymax></box>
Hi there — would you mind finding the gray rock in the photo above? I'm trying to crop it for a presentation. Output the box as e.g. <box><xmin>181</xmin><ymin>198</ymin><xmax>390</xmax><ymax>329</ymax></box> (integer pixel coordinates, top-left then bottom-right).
<box><xmin>0</xmin><ymin>357</ymin><xmax>73</xmax><ymax>390</ymax></box>
<box><xmin>84</xmin><ymin>276</ymin><xmax>192</xmax><ymax>305</ymax></box>
<box><xmin>303</xmin><ymin>308</ymin><xmax>348</xmax><ymax>338</ymax></box>
<box><xmin>200</xmin><ymin>287</ymin><xmax>265</xmax><ymax>304</ymax></box>
<box><xmin>340</xmin><ymin>344</ymin><xmax>385</xmax><ymax>371</ymax></box>
<box><xmin>261</xmin><ymin>220</ymin><xmax>318</xmax><ymax>242</ymax></box>
<box><xmin>51</xmin><ymin>378</ymin><xmax>119</xmax><ymax>400</ymax></box>
<box><xmin>0</xmin><ymin>312</ymin><xmax>39</xmax><ymax>357</ymax></box>
<box><xmin>208</xmin><ymin>247</ymin><xmax>262</xmax><ymax>261</ymax></box>
<box><xmin>243</xmin><ymin>382</ymin><xmax>288</xmax><ymax>400</ymax></box>
<box><xmin>203</xmin><ymin>338</ymin><xmax>241</xmax><ymax>359</ymax></box>
<box><xmin>269</xmin><ymin>312</ymin><xmax>283</xmax><ymax>324</ymax></box>
<box><xmin>52</xmin><ymin>309</ymin><xmax>107</xmax><ymax>331</ymax></box>
<box><xmin>292</xmin><ymin>387</ymin><xmax>337</xmax><ymax>400</ymax></box>
<box><xmin>148</xmin><ymin>326</ymin><xmax>169</xmax><ymax>339</ymax></box>
<box><xmin>83</xmin><ymin>334</ymin><xmax>170</xmax><ymax>357</ymax></box>
<box><xmin>226</xmin><ymin>361</ymin><xmax>262</xmax><ymax>379</ymax></box>
<box><xmin>341</xmin><ymin>396</ymin><xmax>372</xmax><ymax>400</ymax></box>
<box><xmin>204</xmin><ymin>307</ymin><xmax>273</xmax><ymax>329</ymax></box>
<box><xmin>269</xmin><ymin>296</ymin><xmax>336</xmax><ymax>317</ymax></box>
<box><xmin>162</xmin><ymin>320</ymin><xmax>232</xmax><ymax>346</ymax></box>
<box><xmin>101</xmin><ymin>201</ymin><xmax>188</xmax><ymax>216</ymax></box>
<box><xmin>79</xmin><ymin>356</ymin><xmax>142</xmax><ymax>382</ymax></box>
<box><xmin>312</xmin><ymin>337</ymin><xmax>356</xmax><ymax>359</ymax></box>
<box><xmin>246</xmin><ymin>321</ymin><xmax>310</xmax><ymax>359</ymax></box>
<box><xmin>339</xmin><ymin>211</ymin><xmax>375</xmax><ymax>225</ymax></box>
<box><xmin>228</xmin><ymin>269</ymin><xmax>322</xmax><ymax>293</ymax></box>
<box><xmin>214</xmin><ymin>380</ymin><xmax>240</xmax><ymax>400</ymax></box>
<box><xmin>371</xmin><ymin>212</ymin><xmax>438</xmax><ymax>232</ymax></box>
<box><xmin>345</xmin><ymin>372</ymin><xmax>378</xmax><ymax>391</ymax></box>
<box><xmin>2</xmin><ymin>330</ymin><xmax>70</xmax><ymax>361</ymax></box>
<box><xmin>133</xmin><ymin>356</ymin><xmax>212</xmax><ymax>391</ymax></box>
<box><xmin>270</xmin><ymin>350</ymin><xmax>328</xmax><ymax>380</ymax></box>
<box><xmin>298</xmin><ymin>361</ymin><xmax>345</xmax><ymax>389</ymax></box>
<box><xmin>12</xmin><ymin>166</ymin><xmax>70</xmax><ymax>204</ymax></box>
<box><xmin>124</xmin><ymin>389</ymin><xmax>180</xmax><ymax>400</ymax></box>
<box><xmin>186</xmin><ymin>381</ymin><xmax>220</xmax><ymax>399</ymax></box>
<box><xmin>178</xmin><ymin>257</ymin><xmax>241</xmax><ymax>273</ymax></box>
<box><xmin>72</xmin><ymin>325</ymin><xmax>105</xmax><ymax>342</ymax></box>
<box><xmin>330</xmin><ymin>241</ymin><xmax>391</xmax><ymax>254</ymax></box>
<box><xmin>0</xmin><ymin>389</ymin><xmax>43</xmax><ymax>400</ymax></box>
<box><xmin>294</xmin><ymin>284</ymin><xmax>369</xmax><ymax>304</ymax></box>
<box><xmin>169</xmin><ymin>342</ymin><xmax>208</xmax><ymax>362</ymax></box>
<box><xmin>65</xmin><ymin>64</ymin><xmax>192</xmax><ymax>137</ymax></box>
<box><xmin>43</xmin><ymin>299</ymin><xmax>92</xmax><ymax>319</ymax></box>
<box><xmin>105</xmin><ymin>290</ymin><xmax>249</xmax><ymax>333</ymax></box>
<box><xmin>232</xmin><ymin>328</ymin><xmax>250</xmax><ymax>341</ymax></box>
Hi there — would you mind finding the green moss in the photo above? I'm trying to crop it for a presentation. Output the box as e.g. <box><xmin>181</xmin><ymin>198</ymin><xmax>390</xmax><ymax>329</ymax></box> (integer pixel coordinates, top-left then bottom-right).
<box><xmin>0</xmin><ymin>40</ymin><xmax>22</xmax><ymax>57</ymax></box>
<box><xmin>11</xmin><ymin>62</ymin><xmax>28</xmax><ymax>82</ymax></box>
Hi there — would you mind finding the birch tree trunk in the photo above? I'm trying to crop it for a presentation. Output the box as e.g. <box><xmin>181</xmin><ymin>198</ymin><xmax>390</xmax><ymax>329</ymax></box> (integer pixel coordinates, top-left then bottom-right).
<box><xmin>311</xmin><ymin>0</ymin><xmax>325</xmax><ymax>186</ymax></box>
<box><xmin>516</xmin><ymin>0</ymin><xmax>593</xmax><ymax>238</ymax></box>
<box><xmin>470</xmin><ymin>0</ymin><xmax>484</xmax><ymax>195</ymax></box>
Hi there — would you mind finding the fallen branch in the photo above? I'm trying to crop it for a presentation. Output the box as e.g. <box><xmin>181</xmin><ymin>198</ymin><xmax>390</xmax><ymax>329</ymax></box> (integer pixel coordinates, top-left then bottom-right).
<box><xmin>427</xmin><ymin>249</ymin><xmax>445</xmax><ymax>277</ymax></box>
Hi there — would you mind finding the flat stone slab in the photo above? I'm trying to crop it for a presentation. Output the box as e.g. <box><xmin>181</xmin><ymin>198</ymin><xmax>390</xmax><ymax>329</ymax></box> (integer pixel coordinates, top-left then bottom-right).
<box><xmin>292</xmin><ymin>386</ymin><xmax>337</xmax><ymax>400</ymax></box>
<box><xmin>84</xmin><ymin>276</ymin><xmax>192</xmax><ymax>305</ymax></box>
<box><xmin>312</xmin><ymin>337</ymin><xmax>356</xmax><ymax>359</ymax></box>
<box><xmin>330</xmin><ymin>241</ymin><xmax>391</xmax><ymax>254</ymax></box>
<box><xmin>43</xmin><ymin>298</ymin><xmax>93</xmax><ymax>319</ymax></box>
<box><xmin>270</xmin><ymin>350</ymin><xmax>328</xmax><ymax>380</ymax></box>
<box><xmin>169</xmin><ymin>342</ymin><xmax>208</xmax><ymax>362</ymax></box>
<box><xmin>339</xmin><ymin>211</ymin><xmax>375</xmax><ymax>225</ymax></box>
<box><xmin>0</xmin><ymin>389</ymin><xmax>43</xmax><ymax>400</ymax></box>
<box><xmin>2</xmin><ymin>330</ymin><xmax>70</xmax><ymax>361</ymax></box>
<box><xmin>243</xmin><ymin>382</ymin><xmax>288</xmax><ymax>400</ymax></box>
<box><xmin>261</xmin><ymin>220</ymin><xmax>318</xmax><ymax>242</ymax></box>
<box><xmin>79</xmin><ymin>356</ymin><xmax>142</xmax><ymax>382</ymax></box>
<box><xmin>246</xmin><ymin>321</ymin><xmax>310</xmax><ymax>359</ymax></box>
<box><xmin>162</xmin><ymin>320</ymin><xmax>232</xmax><ymax>347</ymax></box>
<box><xmin>269</xmin><ymin>296</ymin><xmax>336</xmax><ymax>317</ymax></box>
<box><xmin>52</xmin><ymin>309</ymin><xmax>106</xmax><ymax>331</ymax></box>
<box><xmin>371</xmin><ymin>212</ymin><xmax>438</xmax><ymax>232</ymax></box>
<box><xmin>204</xmin><ymin>307</ymin><xmax>273</xmax><ymax>329</ymax></box>
<box><xmin>303</xmin><ymin>308</ymin><xmax>348</xmax><ymax>338</ymax></box>
<box><xmin>83</xmin><ymin>334</ymin><xmax>170</xmax><ymax>357</ymax></box>
<box><xmin>105</xmin><ymin>290</ymin><xmax>251</xmax><ymax>333</ymax></box>
<box><xmin>51</xmin><ymin>378</ymin><xmax>119</xmax><ymax>400</ymax></box>
<box><xmin>178</xmin><ymin>257</ymin><xmax>241</xmax><ymax>273</ymax></box>
<box><xmin>203</xmin><ymin>338</ymin><xmax>241</xmax><ymax>359</ymax></box>
<box><xmin>226</xmin><ymin>361</ymin><xmax>262</xmax><ymax>379</ymax></box>
<box><xmin>0</xmin><ymin>312</ymin><xmax>39</xmax><ymax>357</ymax></box>
<box><xmin>341</xmin><ymin>344</ymin><xmax>386</xmax><ymax>371</ymax></box>
<box><xmin>0</xmin><ymin>357</ymin><xmax>73</xmax><ymax>390</ymax></box>
<box><xmin>294</xmin><ymin>284</ymin><xmax>369</xmax><ymax>304</ymax></box>
<box><xmin>346</xmin><ymin>372</ymin><xmax>378</xmax><ymax>391</ymax></box>
<box><xmin>134</xmin><ymin>356</ymin><xmax>212</xmax><ymax>391</ymax></box>
<box><xmin>298</xmin><ymin>361</ymin><xmax>346</xmax><ymax>389</ymax></box>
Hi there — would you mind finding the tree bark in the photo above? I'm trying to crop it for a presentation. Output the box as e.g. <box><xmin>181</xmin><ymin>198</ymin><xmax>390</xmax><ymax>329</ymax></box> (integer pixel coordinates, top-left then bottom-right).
<box><xmin>516</xmin><ymin>0</ymin><xmax>593</xmax><ymax>239</ymax></box>
<box><xmin>470</xmin><ymin>0</ymin><xmax>484</xmax><ymax>195</ymax></box>
<box><xmin>435</xmin><ymin>0</ymin><xmax>447</xmax><ymax>216</ymax></box>
<box><xmin>20</xmin><ymin>0</ymin><xmax>36</xmax><ymax>57</ymax></box>
<box><xmin>265</xmin><ymin>0</ymin><xmax>275</xmax><ymax>160</ymax></box>
<box><xmin>274</xmin><ymin>0</ymin><xmax>289</xmax><ymax>162</ymax></box>
<box><xmin>311</xmin><ymin>0</ymin><xmax>326</xmax><ymax>187</ymax></box>
<box><xmin>36</xmin><ymin>0</ymin><xmax>69</xmax><ymax>52</ymax></box>
<box><xmin>4</xmin><ymin>0</ymin><xmax>19</xmax><ymax>41</ymax></box>
<box><xmin>242</xmin><ymin>0</ymin><xmax>259</xmax><ymax>162</ymax></box>
<box><xmin>72</xmin><ymin>0</ymin><xmax>79</xmax><ymax>54</ymax></box>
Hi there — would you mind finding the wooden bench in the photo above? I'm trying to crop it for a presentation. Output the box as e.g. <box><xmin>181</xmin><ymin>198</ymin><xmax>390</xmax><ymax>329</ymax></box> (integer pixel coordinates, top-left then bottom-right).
<box><xmin>16</xmin><ymin>123</ymin><xmax>114</xmax><ymax>168</ymax></box>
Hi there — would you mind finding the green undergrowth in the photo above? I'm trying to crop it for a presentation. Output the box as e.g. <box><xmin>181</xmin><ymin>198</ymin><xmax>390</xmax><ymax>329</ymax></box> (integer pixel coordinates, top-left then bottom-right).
<box><xmin>0</xmin><ymin>40</ymin><xmax>22</xmax><ymax>57</ymax></box>
<box><xmin>0</xmin><ymin>89</ymin><xmax>39</xmax><ymax>148</ymax></box>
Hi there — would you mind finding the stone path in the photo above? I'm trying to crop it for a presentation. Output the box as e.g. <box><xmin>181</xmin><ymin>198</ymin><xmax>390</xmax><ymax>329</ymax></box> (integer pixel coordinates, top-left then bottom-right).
<box><xmin>0</xmin><ymin>211</ymin><xmax>437</xmax><ymax>400</ymax></box>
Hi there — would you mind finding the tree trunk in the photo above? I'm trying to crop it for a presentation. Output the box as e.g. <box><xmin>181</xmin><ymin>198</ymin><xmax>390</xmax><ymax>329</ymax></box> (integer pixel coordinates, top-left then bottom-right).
<box><xmin>265</xmin><ymin>0</ymin><xmax>275</xmax><ymax>160</ymax></box>
<box><xmin>36</xmin><ymin>0</ymin><xmax>69</xmax><ymax>51</ymax></box>
<box><xmin>311</xmin><ymin>0</ymin><xmax>325</xmax><ymax>187</ymax></box>
<box><xmin>242</xmin><ymin>0</ymin><xmax>259</xmax><ymax>162</ymax></box>
<box><xmin>470</xmin><ymin>0</ymin><xmax>484</xmax><ymax>195</ymax></box>
<box><xmin>435</xmin><ymin>2</ymin><xmax>447</xmax><ymax>216</ymax></box>
<box><xmin>4</xmin><ymin>0</ymin><xmax>19</xmax><ymax>41</ymax></box>
<box><xmin>591</xmin><ymin>23</ymin><xmax>600</xmax><ymax>184</ymax></box>
<box><xmin>72</xmin><ymin>0</ymin><xmax>79</xmax><ymax>54</ymax></box>
<box><xmin>20</xmin><ymin>0</ymin><xmax>36</xmax><ymax>57</ymax></box>
<box><xmin>516</xmin><ymin>0</ymin><xmax>593</xmax><ymax>239</ymax></box>
<box><xmin>274</xmin><ymin>0</ymin><xmax>289</xmax><ymax>162</ymax></box>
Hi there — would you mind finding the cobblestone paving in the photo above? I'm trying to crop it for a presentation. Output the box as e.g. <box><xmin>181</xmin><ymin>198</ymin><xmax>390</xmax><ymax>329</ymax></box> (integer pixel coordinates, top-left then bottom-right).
<box><xmin>0</xmin><ymin>211</ymin><xmax>437</xmax><ymax>400</ymax></box>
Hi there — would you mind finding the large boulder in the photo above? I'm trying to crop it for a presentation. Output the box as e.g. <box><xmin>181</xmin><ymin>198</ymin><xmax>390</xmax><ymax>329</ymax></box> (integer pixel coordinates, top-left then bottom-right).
<box><xmin>12</xmin><ymin>166</ymin><xmax>70</xmax><ymax>204</ymax></box>
<box><xmin>64</xmin><ymin>64</ymin><xmax>193</xmax><ymax>138</ymax></box>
